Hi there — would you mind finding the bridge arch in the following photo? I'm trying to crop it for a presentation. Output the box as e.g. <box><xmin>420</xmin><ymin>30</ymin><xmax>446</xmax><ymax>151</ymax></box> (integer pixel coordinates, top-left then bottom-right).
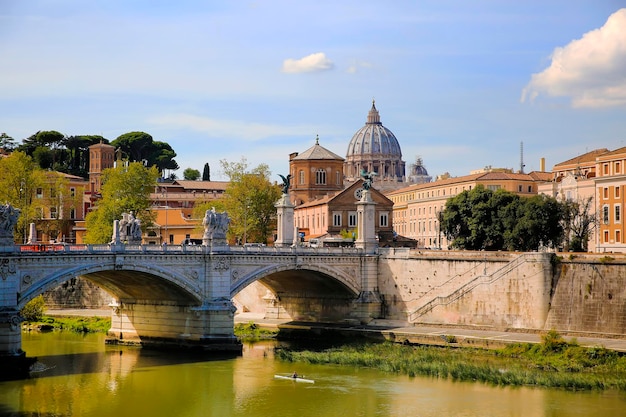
<box><xmin>231</xmin><ymin>261</ymin><xmax>361</xmax><ymax>322</ymax></box>
<box><xmin>230</xmin><ymin>261</ymin><xmax>360</xmax><ymax>298</ymax></box>
<box><xmin>18</xmin><ymin>263</ymin><xmax>203</xmax><ymax>309</ymax></box>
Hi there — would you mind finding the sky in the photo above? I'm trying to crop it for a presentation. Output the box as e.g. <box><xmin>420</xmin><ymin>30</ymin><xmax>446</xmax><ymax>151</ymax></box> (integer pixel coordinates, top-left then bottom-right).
<box><xmin>1</xmin><ymin>1</ymin><xmax>626</xmax><ymax>182</ymax></box>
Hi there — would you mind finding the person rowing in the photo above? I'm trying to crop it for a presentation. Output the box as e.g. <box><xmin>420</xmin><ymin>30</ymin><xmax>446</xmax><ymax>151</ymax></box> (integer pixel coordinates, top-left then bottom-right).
<box><xmin>292</xmin><ymin>371</ymin><xmax>298</xmax><ymax>379</ymax></box>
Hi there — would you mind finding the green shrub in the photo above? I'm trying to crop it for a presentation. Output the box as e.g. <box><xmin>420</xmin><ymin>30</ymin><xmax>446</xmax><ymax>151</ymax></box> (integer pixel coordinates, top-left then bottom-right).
<box><xmin>541</xmin><ymin>329</ymin><xmax>568</xmax><ymax>353</ymax></box>
<box><xmin>20</xmin><ymin>295</ymin><xmax>46</xmax><ymax>322</ymax></box>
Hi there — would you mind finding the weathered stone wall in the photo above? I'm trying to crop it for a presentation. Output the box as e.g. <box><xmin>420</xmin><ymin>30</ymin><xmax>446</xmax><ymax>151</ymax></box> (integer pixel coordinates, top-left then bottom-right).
<box><xmin>544</xmin><ymin>254</ymin><xmax>626</xmax><ymax>335</ymax></box>
<box><xmin>43</xmin><ymin>277</ymin><xmax>112</xmax><ymax>309</ymax></box>
<box><xmin>378</xmin><ymin>249</ymin><xmax>553</xmax><ymax>330</ymax></box>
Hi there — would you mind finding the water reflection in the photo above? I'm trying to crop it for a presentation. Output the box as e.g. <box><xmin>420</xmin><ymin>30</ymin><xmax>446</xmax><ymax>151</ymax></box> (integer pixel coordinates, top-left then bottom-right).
<box><xmin>0</xmin><ymin>332</ymin><xmax>625</xmax><ymax>417</ymax></box>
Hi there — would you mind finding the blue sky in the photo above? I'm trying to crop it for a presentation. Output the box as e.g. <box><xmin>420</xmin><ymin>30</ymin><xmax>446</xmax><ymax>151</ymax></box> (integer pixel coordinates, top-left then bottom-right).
<box><xmin>1</xmin><ymin>1</ymin><xmax>625</xmax><ymax>181</ymax></box>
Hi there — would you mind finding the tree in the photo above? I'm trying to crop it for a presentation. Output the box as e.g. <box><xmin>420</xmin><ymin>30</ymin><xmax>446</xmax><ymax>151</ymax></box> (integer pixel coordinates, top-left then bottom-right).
<box><xmin>65</xmin><ymin>135</ymin><xmax>107</xmax><ymax>177</ymax></box>
<box><xmin>202</xmin><ymin>163</ymin><xmax>211</xmax><ymax>181</ymax></box>
<box><xmin>0</xmin><ymin>151</ymin><xmax>46</xmax><ymax>243</ymax></box>
<box><xmin>561</xmin><ymin>197</ymin><xmax>597</xmax><ymax>252</ymax></box>
<box><xmin>111</xmin><ymin>132</ymin><xmax>178</xmax><ymax>176</ymax></box>
<box><xmin>183</xmin><ymin>168</ymin><xmax>201</xmax><ymax>181</ymax></box>
<box><xmin>441</xmin><ymin>185</ymin><xmax>563</xmax><ymax>251</ymax></box>
<box><xmin>507</xmin><ymin>194</ymin><xmax>564</xmax><ymax>251</ymax></box>
<box><xmin>18</xmin><ymin>131</ymin><xmax>67</xmax><ymax>170</ymax></box>
<box><xmin>219</xmin><ymin>158</ymin><xmax>281</xmax><ymax>244</ymax></box>
<box><xmin>84</xmin><ymin>162</ymin><xmax>159</xmax><ymax>243</ymax></box>
<box><xmin>0</xmin><ymin>133</ymin><xmax>17</xmax><ymax>152</ymax></box>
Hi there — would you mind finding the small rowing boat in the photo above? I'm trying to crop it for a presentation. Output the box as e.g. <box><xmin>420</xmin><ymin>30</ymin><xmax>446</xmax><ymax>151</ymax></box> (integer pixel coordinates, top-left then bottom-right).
<box><xmin>274</xmin><ymin>374</ymin><xmax>314</xmax><ymax>384</ymax></box>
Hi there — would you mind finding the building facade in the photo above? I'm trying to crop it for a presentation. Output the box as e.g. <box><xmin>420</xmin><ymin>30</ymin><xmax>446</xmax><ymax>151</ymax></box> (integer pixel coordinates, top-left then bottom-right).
<box><xmin>289</xmin><ymin>136</ymin><xmax>345</xmax><ymax>206</ymax></box>
<box><xmin>294</xmin><ymin>181</ymin><xmax>394</xmax><ymax>242</ymax></box>
<box><xmin>595</xmin><ymin>147</ymin><xmax>626</xmax><ymax>253</ymax></box>
<box><xmin>537</xmin><ymin>149</ymin><xmax>606</xmax><ymax>252</ymax></box>
<box><xmin>387</xmin><ymin>169</ymin><xmax>552</xmax><ymax>249</ymax></box>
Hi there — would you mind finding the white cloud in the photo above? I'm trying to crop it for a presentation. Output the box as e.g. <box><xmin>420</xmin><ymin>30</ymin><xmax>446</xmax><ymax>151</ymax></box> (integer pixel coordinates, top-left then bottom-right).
<box><xmin>521</xmin><ymin>8</ymin><xmax>626</xmax><ymax>108</ymax></box>
<box><xmin>281</xmin><ymin>52</ymin><xmax>334</xmax><ymax>73</ymax></box>
<box><xmin>148</xmin><ymin>113</ymin><xmax>318</xmax><ymax>141</ymax></box>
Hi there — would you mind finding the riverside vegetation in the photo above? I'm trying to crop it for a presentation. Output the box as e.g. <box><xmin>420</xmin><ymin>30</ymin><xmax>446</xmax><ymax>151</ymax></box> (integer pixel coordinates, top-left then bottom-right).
<box><xmin>21</xmin><ymin>298</ymin><xmax>626</xmax><ymax>390</ymax></box>
<box><xmin>276</xmin><ymin>330</ymin><xmax>626</xmax><ymax>391</ymax></box>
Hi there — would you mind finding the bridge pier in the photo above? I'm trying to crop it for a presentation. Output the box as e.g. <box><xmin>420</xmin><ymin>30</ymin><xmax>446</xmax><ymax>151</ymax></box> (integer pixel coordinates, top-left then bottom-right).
<box><xmin>107</xmin><ymin>299</ymin><xmax>241</xmax><ymax>351</ymax></box>
<box><xmin>0</xmin><ymin>309</ymin><xmax>33</xmax><ymax>379</ymax></box>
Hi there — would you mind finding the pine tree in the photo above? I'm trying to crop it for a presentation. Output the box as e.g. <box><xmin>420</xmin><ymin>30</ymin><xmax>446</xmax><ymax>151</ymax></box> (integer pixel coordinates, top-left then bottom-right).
<box><xmin>202</xmin><ymin>163</ymin><xmax>210</xmax><ymax>181</ymax></box>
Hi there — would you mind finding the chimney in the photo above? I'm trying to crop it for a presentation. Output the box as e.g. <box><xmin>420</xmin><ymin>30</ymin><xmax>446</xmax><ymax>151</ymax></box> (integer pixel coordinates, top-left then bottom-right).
<box><xmin>540</xmin><ymin>158</ymin><xmax>546</xmax><ymax>172</ymax></box>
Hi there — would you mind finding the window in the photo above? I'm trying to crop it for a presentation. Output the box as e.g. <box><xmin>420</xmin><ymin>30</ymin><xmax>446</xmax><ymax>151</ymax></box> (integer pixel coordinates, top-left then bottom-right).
<box><xmin>617</xmin><ymin>162</ymin><xmax>622</xmax><ymax>174</ymax></box>
<box><xmin>604</xmin><ymin>230</ymin><xmax>609</xmax><ymax>243</ymax></box>
<box><xmin>616</xmin><ymin>187</ymin><xmax>621</xmax><ymax>199</ymax></box>
<box><xmin>528</xmin><ymin>186</ymin><xmax>532</xmax><ymax>192</ymax></box>
<box><xmin>380</xmin><ymin>212</ymin><xmax>388</xmax><ymax>227</ymax></box>
<box><xmin>50</xmin><ymin>188</ymin><xmax>56</xmax><ymax>198</ymax></box>
<box><xmin>603</xmin><ymin>164</ymin><xmax>609</xmax><ymax>175</ymax></box>
<box><xmin>336</xmin><ymin>171</ymin><xmax>341</xmax><ymax>185</ymax></box>
<box><xmin>50</xmin><ymin>207</ymin><xmax>57</xmax><ymax>219</ymax></box>
<box><xmin>70</xmin><ymin>208</ymin><xmax>76</xmax><ymax>219</ymax></box>
<box><xmin>70</xmin><ymin>188</ymin><xmax>75</xmax><ymax>197</ymax></box>
<box><xmin>518</xmin><ymin>185</ymin><xmax>522</xmax><ymax>192</ymax></box>
<box><xmin>315</xmin><ymin>168</ymin><xmax>326</xmax><ymax>185</ymax></box>
<box><xmin>333</xmin><ymin>212</ymin><xmax>342</xmax><ymax>227</ymax></box>
<box><xmin>616</xmin><ymin>205</ymin><xmax>621</xmax><ymax>223</ymax></box>
<box><xmin>617</xmin><ymin>230</ymin><xmax>622</xmax><ymax>243</ymax></box>
<box><xmin>348</xmin><ymin>211</ymin><xmax>357</xmax><ymax>228</ymax></box>
<box><xmin>604</xmin><ymin>188</ymin><xmax>609</xmax><ymax>199</ymax></box>
<box><xmin>299</xmin><ymin>170</ymin><xmax>305</xmax><ymax>185</ymax></box>
<box><xmin>36</xmin><ymin>188</ymin><xmax>43</xmax><ymax>199</ymax></box>
<box><xmin>603</xmin><ymin>205</ymin><xmax>610</xmax><ymax>224</ymax></box>
<box><xmin>487</xmin><ymin>185</ymin><xmax>500</xmax><ymax>191</ymax></box>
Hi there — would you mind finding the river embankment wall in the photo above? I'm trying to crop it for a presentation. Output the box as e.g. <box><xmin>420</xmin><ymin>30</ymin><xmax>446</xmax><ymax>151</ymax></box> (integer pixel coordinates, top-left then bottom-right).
<box><xmin>379</xmin><ymin>250</ymin><xmax>626</xmax><ymax>338</ymax></box>
<box><xmin>377</xmin><ymin>250</ymin><xmax>553</xmax><ymax>330</ymax></box>
<box><xmin>544</xmin><ymin>254</ymin><xmax>626</xmax><ymax>336</ymax></box>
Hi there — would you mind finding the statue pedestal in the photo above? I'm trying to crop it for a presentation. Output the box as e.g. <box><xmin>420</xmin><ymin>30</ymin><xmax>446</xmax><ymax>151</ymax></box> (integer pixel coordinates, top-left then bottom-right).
<box><xmin>274</xmin><ymin>194</ymin><xmax>295</xmax><ymax>247</ymax></box>
<box><xmin>355</xmin><ymin>189</ymin><xmax>378</xmax><ymax>254</ymax></box>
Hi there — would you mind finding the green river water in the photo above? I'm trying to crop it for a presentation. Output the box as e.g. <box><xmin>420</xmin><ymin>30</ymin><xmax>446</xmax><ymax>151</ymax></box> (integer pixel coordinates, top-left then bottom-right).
<box><xmin>1</xmin><ymin>331</ymin><xmax>625</xmax><ymax>416</ymax></box>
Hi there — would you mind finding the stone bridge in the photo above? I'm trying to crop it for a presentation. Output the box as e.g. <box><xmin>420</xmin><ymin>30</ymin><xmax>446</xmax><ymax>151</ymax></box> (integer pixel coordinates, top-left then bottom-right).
<box><xmin>0</xmin><ymin>243</ymin><xmax>380</xmax><ymax>374</ymax></box>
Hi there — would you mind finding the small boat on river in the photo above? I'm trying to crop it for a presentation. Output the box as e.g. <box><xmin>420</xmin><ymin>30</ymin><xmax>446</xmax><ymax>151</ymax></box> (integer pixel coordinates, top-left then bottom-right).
<box><xmin>274</xmin><ymin>374</ymin><xmax>315</xmax><ymax>384</ymax></box>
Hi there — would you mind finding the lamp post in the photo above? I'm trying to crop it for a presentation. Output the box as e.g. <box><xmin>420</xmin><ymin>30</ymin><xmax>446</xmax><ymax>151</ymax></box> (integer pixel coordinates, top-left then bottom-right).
<box><xmin>161</xmin><ymin>186</ymin><xmax>168</xmax><ymax>244</ymax></box>
<box><xmin>243</xmin><ymin>204</ymin><xmax>249</xmax><ymax>245</ymax></box>
<box><xmin>20</xmin><ymin>179</ymin><xmax>25</xmax><ymax>244</ymax></box>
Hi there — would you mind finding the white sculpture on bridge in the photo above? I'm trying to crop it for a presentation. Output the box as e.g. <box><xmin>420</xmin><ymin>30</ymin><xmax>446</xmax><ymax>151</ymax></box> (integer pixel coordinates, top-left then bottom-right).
<box><xmin>0</xmin><ymin>203</ymin><xmax>20</xmax><ymax>246</ymax></box>
<box><xmin>118</xmin><ymin>212</ymin><xmax>142</xmax><ymax>244</ymax></box>
<box><xmin>203</xmin><ymin>207</ymin><xmax>230</xmax><ymax>245</ymax></box>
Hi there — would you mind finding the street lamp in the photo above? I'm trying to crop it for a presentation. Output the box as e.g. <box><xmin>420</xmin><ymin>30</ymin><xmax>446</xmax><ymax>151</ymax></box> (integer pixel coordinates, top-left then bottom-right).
<box><xmin>20</xmin><ymin>179</ymin><xmax>26</xmax><ymax>244</ymax></box>
<box><xmin>160</xmin><ymin>186</ymin><xmax>169</xmax><ymax>244</ymax></box>
<box><xmin>243</xmin><ymin>204</ymin><xmax>249</xmax><ymax>245</ymax></box>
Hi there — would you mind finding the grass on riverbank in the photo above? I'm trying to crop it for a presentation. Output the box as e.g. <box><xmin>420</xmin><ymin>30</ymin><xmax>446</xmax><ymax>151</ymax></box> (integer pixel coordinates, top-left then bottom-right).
<box><xmin>23</xmin><ymin>315</ymin><xmax>111</xmax><ymax>334</ymax></box>
<box><xmin>234</xmin><ymin>321</ymin><xmax>279</xmax><ymax>341</ymax></box>
<box><xmin>275</xmin><ymin>330</ymin><xmax>626</xmax><ymax>391</ymax></box>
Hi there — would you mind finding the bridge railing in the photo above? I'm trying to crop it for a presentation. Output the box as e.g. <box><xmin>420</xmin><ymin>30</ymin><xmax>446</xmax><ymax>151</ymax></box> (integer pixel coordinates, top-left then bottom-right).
<box><xmin>6</xmin><ymin>243</ymin><xmax>364</xmax><ymax>255</ymax></box>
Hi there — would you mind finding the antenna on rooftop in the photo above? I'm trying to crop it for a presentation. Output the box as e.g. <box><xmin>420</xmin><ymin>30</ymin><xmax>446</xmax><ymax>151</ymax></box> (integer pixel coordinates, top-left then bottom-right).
<box><xmin>520</xmin><ymin>141</ymin><xmax>525</xmax><ymax>174</ymax></box>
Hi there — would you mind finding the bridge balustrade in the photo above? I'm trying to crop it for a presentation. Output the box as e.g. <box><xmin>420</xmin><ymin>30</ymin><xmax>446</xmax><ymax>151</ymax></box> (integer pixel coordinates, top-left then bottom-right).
<box><xmin>8</xmin><ymin>243</ymin><xmax>365</xmax><ymax>255</ymax></box>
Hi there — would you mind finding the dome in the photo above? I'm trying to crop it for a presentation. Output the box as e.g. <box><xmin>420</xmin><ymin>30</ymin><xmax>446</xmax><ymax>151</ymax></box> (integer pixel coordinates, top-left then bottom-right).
<box><xmin>344</xmin><ymin>101</ymin><xmax>406</xmax><ymax>182</ymax></box>
<box><xmin>408</xmin><ymin>157</ymin><xmax>432</xmax><ymax>184</ymax></box>
<box><xmin>346</xmin><ymin>101</ymin><xmax>402</xmax><ymax>159</ymax></box>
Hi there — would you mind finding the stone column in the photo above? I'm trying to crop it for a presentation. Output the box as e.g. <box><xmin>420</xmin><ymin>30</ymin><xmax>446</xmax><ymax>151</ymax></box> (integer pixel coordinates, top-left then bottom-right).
<box><xmin>111</xmin><ymin>220</ymin><xmax>121</xmax><ymax>244</ymax></box>
<box><xmin>274</xmin><ymin>194</ymin><xmax>295</xmax><ymax>247</ymax></box>
<box><xmin>0</xmin><ymin>309</ymin><xmax>32</xmax><ymax>379</ymax></box>
<box><xmin>27</xmin><ymin>223</ymin><xmax>36</xmax><ymax>244</ymax></box>
<box><xmin>355</xmin><ymin>189</ymin><xmax>378</xmax><ymax>254</ymax></box>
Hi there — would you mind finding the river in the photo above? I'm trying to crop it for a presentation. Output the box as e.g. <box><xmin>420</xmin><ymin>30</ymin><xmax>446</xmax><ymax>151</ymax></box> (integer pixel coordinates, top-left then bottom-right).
<box><xmin>1</xmin><ymin>331</ymin><xmax>625</xmax><ymax>416</ymax></box>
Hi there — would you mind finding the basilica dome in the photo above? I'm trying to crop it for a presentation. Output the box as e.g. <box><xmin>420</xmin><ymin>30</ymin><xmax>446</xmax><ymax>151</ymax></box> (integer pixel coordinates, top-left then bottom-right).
<box><xmin>344</xmin><ymin>101</ymin><xmax>405</xmax><ymax>183</ymax></box>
